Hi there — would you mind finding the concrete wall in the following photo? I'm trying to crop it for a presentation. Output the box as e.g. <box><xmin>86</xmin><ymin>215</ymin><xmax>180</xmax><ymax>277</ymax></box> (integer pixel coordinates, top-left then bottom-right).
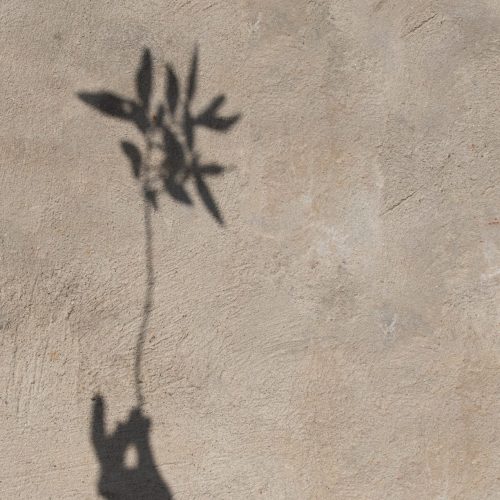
<box><xmin>0</xmin><ymin>1</ymin><xmax>499</xmax><ymax>498</ymax></box>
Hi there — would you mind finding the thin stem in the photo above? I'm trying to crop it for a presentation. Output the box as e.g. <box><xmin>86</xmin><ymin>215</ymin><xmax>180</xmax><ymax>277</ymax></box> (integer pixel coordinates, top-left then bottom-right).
<box><xmin>134</xmin><ymin>134</ymin><xmax>154</xmax><ymax>407</ymax></box>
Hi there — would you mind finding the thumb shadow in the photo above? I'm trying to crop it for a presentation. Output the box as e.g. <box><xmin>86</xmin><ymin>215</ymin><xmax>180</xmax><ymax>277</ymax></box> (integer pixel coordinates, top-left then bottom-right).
<box><xmin>91</xmin><ymin>394</ymin><xmax>172</xmax><ymax>499</ymax></box>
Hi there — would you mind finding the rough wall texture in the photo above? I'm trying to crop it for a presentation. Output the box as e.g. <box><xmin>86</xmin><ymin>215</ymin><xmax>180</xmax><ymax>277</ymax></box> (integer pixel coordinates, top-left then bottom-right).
<box><xmin>0</xmin><ymin>1</ymin><xmax>499</xmax><ymax>498</ymax></box>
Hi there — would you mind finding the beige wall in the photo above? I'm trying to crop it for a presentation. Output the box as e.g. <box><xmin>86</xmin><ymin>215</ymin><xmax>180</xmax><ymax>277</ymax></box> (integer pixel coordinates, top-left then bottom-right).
<box><xmin>0</xmin><ymin>0</ymin><xmax>499</xmax><ymax>498</ymax></box>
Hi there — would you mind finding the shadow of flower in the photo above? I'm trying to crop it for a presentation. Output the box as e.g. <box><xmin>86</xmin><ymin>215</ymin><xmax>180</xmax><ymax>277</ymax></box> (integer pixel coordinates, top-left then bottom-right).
<box><xmin>78</xmin><ymin>46</ymin><xmax>240</xmax><ymax>224</ymax></box>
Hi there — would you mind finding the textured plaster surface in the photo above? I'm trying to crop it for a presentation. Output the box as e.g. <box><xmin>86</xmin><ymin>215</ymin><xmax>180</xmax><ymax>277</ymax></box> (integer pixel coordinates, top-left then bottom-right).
<box><xmin>0</xmin><ymin>0</ymin><xmax>499</xmax><ymax>498</ymax></box>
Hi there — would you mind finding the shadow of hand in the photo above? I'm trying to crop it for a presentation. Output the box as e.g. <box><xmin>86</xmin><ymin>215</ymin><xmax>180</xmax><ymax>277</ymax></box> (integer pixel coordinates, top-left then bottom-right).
<box><xmin>91</xmin><ymin>395</ymin><xmax>171</xmax><ymax>499</ymax></box>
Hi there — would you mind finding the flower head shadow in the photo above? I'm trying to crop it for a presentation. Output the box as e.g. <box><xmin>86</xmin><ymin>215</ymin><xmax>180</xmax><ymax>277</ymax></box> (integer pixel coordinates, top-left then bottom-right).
<box><xmin>78</xmin><ymin>46</ymin><xmax>240</xmax><ymax>223</ymax></box>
